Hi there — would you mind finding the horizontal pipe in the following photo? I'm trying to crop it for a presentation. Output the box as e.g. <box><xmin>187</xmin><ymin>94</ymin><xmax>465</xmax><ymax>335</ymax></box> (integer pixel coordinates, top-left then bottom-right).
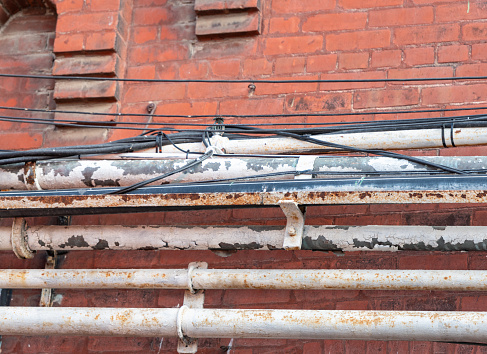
<box><xmin>2</xmin><ymin>225</ymin><xmax>487</xmax><ymax>252</ymax></box>
<box><xmin>3</xmin><ymin>156</ymin><xmax>486</xmax><ymax>191</ymax></box>
<box><xmin>151</xmin><ymin>127</ymin><xmax>487</xmax><ymax>155</ymax></box>
<box><xmin>2</xmin><ymin>269</ymin><xmax>487</xmax><ymax>291</ymax></box>
<box><xmin>3</xmin><ymin>176</ymin><xmax>487</xmax><ymax>217</ymax></box>
<box><xmin>1</xmin><ymin>307</ymin><xmax>487</xmax><ymax>342</ymax></box>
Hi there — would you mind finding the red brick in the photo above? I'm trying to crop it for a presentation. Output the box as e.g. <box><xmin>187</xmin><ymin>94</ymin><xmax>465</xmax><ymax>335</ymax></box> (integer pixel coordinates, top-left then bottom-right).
<box><xmin>54</xmin><ymin>80</ymin><xmax>118</xmax><ymax>100</ymax></box>
<box><xmin>269</xmin><ymin>17</ymin><xmax>300</xmax><ymax>34</ymax></box>
<box><xmin>275</xmin><ymin>56</ymin><xmax>306</xmax><ymax>74</ymax></box>
<box><xmin>354</xmin><ymin>88</ymin><xmax>419</xmax><ymax>109</ymax></box>
<box><xmin>220</xmin><ymin>97</ymin><xmax>285</xmax><ymax>115</ymax></box>
<box><xmin>436</xmin><ymin>2</ymin><xmax>487</xmax><ymax>23</ymax></box>
<box><xmin>307</xmin><ymin>54</ymin><xmax>337</xmax><ymax>73</ymax></box>
<box><xmin>151</xmin><ymin>101</ymin><xmax>218</xmax><ymax>119</ymax></box>
<box><xmin>53</xmin><ymin>33</ymin><xmax>84</xmax><ymax>52</ymax></box>
<box><xmin>90</xmin><ymin>0</ymin><xmax>121</xmax><ymax>11</ymax></box>
<box><xmin>319</xmin><ymin>71</ymin><xmax>386</xmax><ymax>91</ymax></box>
<box><xmin>399</xmin><ymin>253</ymin><xmax>469</xmax><ymax>270</ymax></box>
<box><xmin>179</xmin><ymin>61</ymin><xmax>209</xmax><ymax>79</ymax></box>
<box><xmin>327</xmin><ymin>30</ymin><xmax>391</xmax><ymax>51</ymax></box>
<box><xmin>339</xmin><ymin>0</ymin><xmax>402</xmax><ymax>9</ymax></box>
<box><xmin>403</xmin><ymin>46</ymin><xmax>435</xmax><ymax>66</ymax></box>
<box><xmin>461</xmin><ymin>296</ymin><xmax>487</xmax><ymax>311</ymax></box>
<box><xmin>21</xmin><ymin>337</ymin><xmax>88</xmax><ymax>354</ymax></box>
<box><xmin>264</xmin><ymin>36</ymin><xmax>323</xmax><ymax>55</ymax></box>
<box><xmin>472</xmin><ymin>43</ymin><xmax>487</xmax><ymax>60</ymax></box>
<box><xmin>55</xmin><ymin>0</ymin><xmax>84</xmax><ymax>14</ymax></box>
<box><xmin>195</xmin><ymin>0</ymin><xmax>259</xmax><ymax>12</ymax></box>
<box><xmin>456</xmin><ymin>63</ymin><xmax>487</xmax><ymax>78</ymax></box>
<box><xmin>303</xmin><ymin>342</ymin><xmax>323</xmax><ymax>353</ymax></box>
<box><xmin>463</xmin><ymin>23</ymin><xmax>487</xmax><ymax>42</ymax></box>
<box><xmin>394</xmin><ymin>24</ymin><xmax>460</xmax><ymax>46</ymax></box>
<box><xmin>84</xmin><ymin>31</ymin><xmax>117</xmax><ymax>51</ymax></box>
<box><xmin>224</xmin><ymin>289</ymin><xmax>291</xmax><ymax>305</ymax></box>
<box><xmin>387</xmin><ymin>66</ymin><xmax>454</xmax><ymax>84</ymax></box>
<box><xmin>57</xmin><ymin>12</ymin><xmax>118</xmax><ymax>32</ymax></box>
<box><xmin>132</xmin><ymin>26</ymin><xmax>157</xmax><ymax>44</ymax></box>
<box><xmin>286</xmin><ymin>93</ymin><xmax>352</xmax><ymax>112</ymax></box>
<box><xmin>438</xmin><ymin>45</ymin><xmax>469</xmax><ymax>63</ymax></box>
<box><xmin>0</xmin><ymin>131</ymin><xmax>43</xmax><ymax>149</ymax></box>
<box><xmin>422</xmin><ymin>84</ymin><xmax>487</xmax><ymax>105</ymax></box>
<box><xmin>371</xmin><ymin>50</ymin><xmax>401</xmax><ymax>68</ymax></box>
<box><xmin>369</xmin><ymin>7</ymin><xmax>434</xmax><ymax>27</ymax></box>
<box><xmin>124</xmin><ymin>83</ymin><xmax>186</xmax><ymax>103</ymax></box>
<box><xmin>188</xmin><ymin>82</ymin><xmax>249</xmax><ymax>99</ymax></box>
<box><xmin>336</xmin><ymin>300</ymin><xmax>369</xmax><ymax>310</ymax></box>
<box><xmin>196</xmin><ymin>12</ymin><xmax>261</xmax><ymax>36</ymax></box>
<box><xmin>243</xmin><ymin>58</ymin><xmax>273</xmax><ymax>76</ymax></box>
<box><xmin>126</xmin><ymin>64</ymin><xmax>156</xmax><ymax>79</ymax></box>
<box><xmin>132</xmin><ymin>7</ymin><xmax>169</xmax><ymax>25</ymax></box>
<box><xmin>303</xmin><ymin>13</ymin><xmax>367</xmax><ymax>32</ymax></box>
<box><xmin>339</xmin><ymin>52</ymin><xmax>369</xmax><ymax>70</ymax></box>
<box><xmin>272</xmin><ymin>0</ymin><xmax>335</xmax><ymax>13</ymax></box>
<box><xmin>210</xmin><ymin>59</ymin><xmax>240</xmax><ymax>77</ymax></box>
<box><xmin>53</xmin><ymin>54</ymin><xmax>117</xmax><ymax>76</ymax></box>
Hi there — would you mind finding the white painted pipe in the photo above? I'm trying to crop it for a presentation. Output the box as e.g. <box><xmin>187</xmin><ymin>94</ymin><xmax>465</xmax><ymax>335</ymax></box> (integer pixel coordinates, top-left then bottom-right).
<box><xmin>2</xmin><ymin>269</ymin><xmax>487</xmax><ymax>291</ymax></box>
<box><xmin>148</xmin><ymin>128</ymin><xmax>487</xmax><ymax>155</ymax></box>
<box><xmin>4</xmin><ymin>155</ymin><xmax>486</xmax><ymax>191</ymax></box>
<box><xmin>1</xmin><ymin>307</ymin><xmax>487</xmax><ymax>342</ymax></box>
<box><xmin>3</xmin><ymin>225</ymin><xmax>487</xmax><ymax>252</ymax></box>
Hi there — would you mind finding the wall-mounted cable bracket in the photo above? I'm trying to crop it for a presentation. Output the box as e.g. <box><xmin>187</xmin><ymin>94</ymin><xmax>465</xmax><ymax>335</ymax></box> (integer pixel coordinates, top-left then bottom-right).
<box><xmin>279</xmin><ymin>200</ymin><xmax>305</xmax><ymax>250</ymax></box>
<box><xmin>11</xmin><ymin>218</ymin><xmax>34</xmax><ymax>259</ymax></box>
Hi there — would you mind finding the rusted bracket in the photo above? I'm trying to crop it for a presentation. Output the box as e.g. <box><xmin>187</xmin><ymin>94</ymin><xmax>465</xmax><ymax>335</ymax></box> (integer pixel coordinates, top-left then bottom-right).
<box><xmin>177</xmin><ymin>262</ymin><xmax>208</xmax><ymax>354</ymax></box>
<box><xmin>39</xmin><ymin>252</ymin><xmax>57</xmax><ymax>307</ymax></box>
<box><xmin>11</xmin><ymin>218</ymin><xmax>34</xmax><ymax>259</ymax></box>
<box><xmin>279</xmin><ymin>200</ymin><xmax>305</xmax><ymax>250</ymax></box>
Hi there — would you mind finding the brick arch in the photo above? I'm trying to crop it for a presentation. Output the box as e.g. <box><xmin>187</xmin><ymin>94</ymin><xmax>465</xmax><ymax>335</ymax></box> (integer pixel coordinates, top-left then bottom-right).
<box><xmin>0</xmin><ymin>0</ymin><xmax>55</xmax><ymax>26</ymax></box>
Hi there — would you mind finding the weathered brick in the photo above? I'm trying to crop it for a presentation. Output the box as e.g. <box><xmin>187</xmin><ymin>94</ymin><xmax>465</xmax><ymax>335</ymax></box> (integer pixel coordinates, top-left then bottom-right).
<box><xmin>369</xmin><ymin>7</ymin><xmax>434</xmax><ymax>27</ymax></box>
<box><xmin>339</xmin><ymin>0</ymin><xmax>402</xmax><ymax>9</ymax></box>
<box><xmin>326</xmin><ymin>30</ymin><xmax>391</xmax><ymax>51</ymax></box>
<box><xmin>57</xmin><ymin>12</ymin><xmax>118</xmax><ymax>32</ymax></box>
<box><xmin>303</xmin><ymin>12</ymin><xmax>367</xmax><ymax>32</ymax></box>
<box><xmin>463</xmin><ymin>22</ymin><xmax>487</xmax><ymax>42</ymax></box>
<box><xmin>307</xmin><ymin>54</ymin><xmax>337</xmax><ymax>73</ymax></box>
<box><xmin>371</xmin><ymin>50</ymin><xmax>401</xmax><ymax>68</ymax></box>
<box><xmin>354</xmin><ymin>88</ymin><xmax>420</xmax><ymax>109</ymax></box>
<box><xmin>272</xmin><ymin>0</ymin><xmax>335</xmax><ymax>13</ymax></box>
<box><xmin>274</xmin><ymin>56</ymin><xmax>306</xmax><ymax>74</ymax></box>
<box><xmin>422</xmin><ymin>84</ymin><xmax>487</xmax><ymax>105</ymax></box>
<box><xmin>54</xmin><ymin>80</ymin><xmax>119</xmax><ymax>100</ymax></box>
<box><xmin>339</xmin><ymin>52</ymin><xmax>369</xmax><ymax>70</ymax></box>
<box><xmin>286</xmin><ymin>93</ymin><xmax>352</xmax><ymax>112</ymax></box>
<box><xmin>394</xmin><ymin>24</ymin><xmax>460</xmax><ymax>46</ymax></box>
<box><xmin>403</xmin><ymin>46</ymin><xmax>435</xmax><ymax>66</ymax></box>
<box><xmin>209</xmin><ymin>59</ymin><xmax>241</xmax><ymax>77</ymax></box>
<box><xmin>269</xmin><ymin>17</ymin><xmax>300</xmax><ymax>34</ymax></box>
<box><xmin>265</xmin><ymin>35</ymin><xmax>323</xmax><ymax>55</ymax></box>
<box><xmin>53</xmin><ymin>54</ymin><xmax>118</xmax><ymax>76</ymax></box>
<box><xmin>438</xmin><ymin>45</ymin><xmax>469</xmax><ymax>63</ymax></box>
<box><xmin>243</xmin><ymin>58</ymin><xmax>273</xmax><ymax>76</ymax></box>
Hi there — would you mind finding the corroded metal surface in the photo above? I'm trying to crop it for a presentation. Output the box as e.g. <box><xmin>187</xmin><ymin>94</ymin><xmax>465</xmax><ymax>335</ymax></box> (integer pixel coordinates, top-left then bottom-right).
<box><xmin>3</xmin><ymin>268</ymin><xmax>487</xmax><ymax>291</ymax></box>
<box><xmin>1</xmin><ymin>307</ymin><xmax>487</xmax><ymax>342</ymax></box>
<box><xmin>2</xmin><ymin>224</ymin><xmax>487</xmax><ymax>253</ymax></box>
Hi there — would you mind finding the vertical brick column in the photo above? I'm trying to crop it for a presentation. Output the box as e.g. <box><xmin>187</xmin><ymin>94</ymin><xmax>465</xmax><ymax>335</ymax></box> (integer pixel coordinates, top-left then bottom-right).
<box><xmin>52</xmin><ymin>0</ymin><xmax>133</xmax><ymax>123</ymax></box>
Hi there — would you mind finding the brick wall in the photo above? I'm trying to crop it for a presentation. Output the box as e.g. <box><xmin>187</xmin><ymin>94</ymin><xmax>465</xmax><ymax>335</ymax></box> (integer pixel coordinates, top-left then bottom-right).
<box><xmin>2</xmin><ymin>0</ymin><xmax>487</xmax><ymax>352</ymax></box>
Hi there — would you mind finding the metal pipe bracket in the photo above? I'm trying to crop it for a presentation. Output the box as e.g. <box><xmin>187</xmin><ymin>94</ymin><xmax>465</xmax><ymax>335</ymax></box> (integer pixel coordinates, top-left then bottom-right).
<box><xmin>178</xmin><ymin>262</ymin><xmax>207</xmax><ymax>354</ymax></box>
<box><xmin>279</xmin><ymin>200</ymin><xmax>305</xmax><ymax>250</ymax></box>
<box><xmin>11</xmin><ymin>218</ymin><xmax>34</xmax><ymax>259</ymax></box>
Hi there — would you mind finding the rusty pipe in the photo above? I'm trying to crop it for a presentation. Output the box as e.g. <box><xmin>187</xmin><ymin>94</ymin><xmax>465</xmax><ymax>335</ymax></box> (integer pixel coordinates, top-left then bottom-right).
<box><xmin>2</xmin><ymin>269</ymin><xmax>487</xmax><ymax>291</ymax></box>
<box><xmin>1</xmin><ymin>307</ymin><xmax>487</xmax><ymax>342</ymax></box>
<box><xmin>2</xmin><ymin>224</ymin><xmax>487</xmax><ymax>253</ymax></box>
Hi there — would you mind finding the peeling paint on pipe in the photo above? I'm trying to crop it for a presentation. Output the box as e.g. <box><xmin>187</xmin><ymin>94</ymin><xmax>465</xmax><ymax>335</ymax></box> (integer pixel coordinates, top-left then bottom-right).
<box><xmin>1</xmin><ymin>225</ymin><xmax>487</xmax><ymax>252</ymax></box>
<box><xmin>2</xmin><ymin>269</ymin><xmax>487</xmax><ymax>291</ymax></box>
<box><xmin>1</xmin><ymin>307</ymin><xmax>487</xmax><ymax>342</ymax></box>
<box><xmin>2</xmin><ymin>156</ymin><xmax>487</xmax><ymax>191</ymax></box>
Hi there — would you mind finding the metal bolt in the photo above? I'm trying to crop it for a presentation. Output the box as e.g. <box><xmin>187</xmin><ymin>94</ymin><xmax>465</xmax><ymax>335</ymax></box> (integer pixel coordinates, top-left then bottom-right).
<box><xmin>288</xmin><ymin>227</ymin><xmax>296</xmax><ymax>237</ymax></box>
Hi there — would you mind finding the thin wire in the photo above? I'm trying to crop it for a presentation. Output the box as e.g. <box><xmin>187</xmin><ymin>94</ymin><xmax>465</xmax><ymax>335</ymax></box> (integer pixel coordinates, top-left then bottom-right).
<box><xmin>2</xmin><ymin>72</ymin><xmax>487</xmax><ymax>83</ymax></box>
<box><xmin>2</xmin><ymin>104</ymin><xmax>487</xmax><ymax>121</ymax></box>
<box><xmin>107</xmin><ymin>150</ymin><xmax>213</xmax><ymax>194</ymax></box>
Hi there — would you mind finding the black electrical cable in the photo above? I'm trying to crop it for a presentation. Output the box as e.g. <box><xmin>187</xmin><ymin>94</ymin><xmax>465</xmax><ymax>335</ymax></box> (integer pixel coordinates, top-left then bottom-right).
<box><xmin>108</xmin><ymin>149</ymin><xmax>214</xmax><ymax>194</ymax></box>
<box><xmin>232</xmin><ymin>125</ymin><xmax>468</xmax><ymax>175</ymax></box>
<box><xmin>2</xmin><ymin>72</ymin><xmax>487</xmax><ymax>83</ymax></box>
<box><xmin>3</xmin><ymin>104</ymin><xmax>487</xmax><ymax>122</ymax></box>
